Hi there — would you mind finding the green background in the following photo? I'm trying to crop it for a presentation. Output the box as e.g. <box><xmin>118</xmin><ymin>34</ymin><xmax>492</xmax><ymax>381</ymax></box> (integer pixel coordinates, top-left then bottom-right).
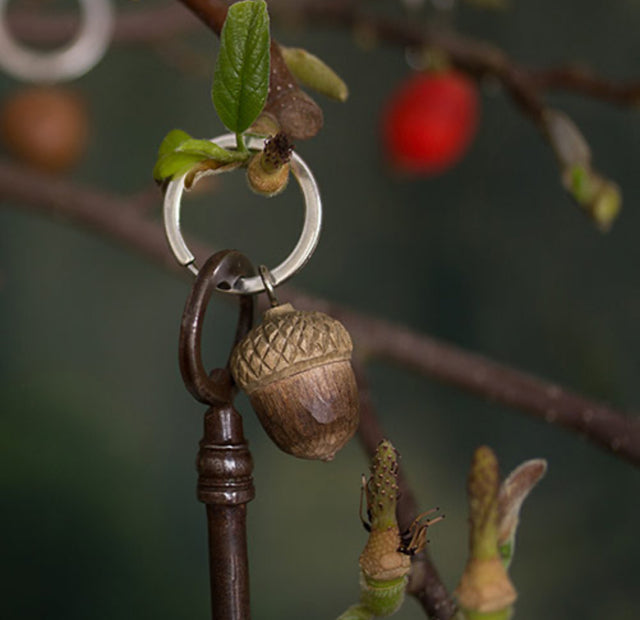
<box><xmin>1</xmin><ymin>1</ymin><xmax>639</xmax><ymax>618</ymax></box>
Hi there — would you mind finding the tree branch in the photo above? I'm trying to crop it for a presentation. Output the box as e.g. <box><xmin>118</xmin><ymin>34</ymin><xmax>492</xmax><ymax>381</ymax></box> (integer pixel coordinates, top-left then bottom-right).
<box><xmin>7</xmin><ymin>2</ymin><xmax>640</xmax><ymax>110</ymax></box>
<box><xmin>1</xmin><ymin>158</ymin><xmax>638</xmax><ymax>468</ymax></box>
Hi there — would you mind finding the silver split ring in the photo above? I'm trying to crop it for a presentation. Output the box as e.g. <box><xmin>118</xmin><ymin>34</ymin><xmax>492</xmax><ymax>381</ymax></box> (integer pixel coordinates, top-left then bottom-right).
<box><xmin>163</xmin><ymin>133</ymin><xmax>323</xmax><ymax>295</ymax></box>
<box><xmin>0</xmin><ymin>0</ymin><xmax>114</xmax><ymax>83</ymax></box>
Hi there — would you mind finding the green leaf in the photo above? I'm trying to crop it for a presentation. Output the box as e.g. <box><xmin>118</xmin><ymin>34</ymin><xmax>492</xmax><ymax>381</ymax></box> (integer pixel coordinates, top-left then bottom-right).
<box><xmin>176</xmin><ymin>138</ymin><xmax>245</xmax><ymax>163</ymax></box>
<box><xmin>212</xmin><ymin>0</ymin><xmax>270</xmax><ymax>133</ymax></box>
<box><xmin>153</xmin><ymin>152</ymin><xmax>208</xmax><ymax>182</ymax></box>
<box><xmin>158</xmin><ymin>129</ymin><xmax>191</xmax><ymax>156</ymax></box>
<box><xmin>153</xmin><ymin>130</ymin><xmax>250</xmax><ymax>181</ymax></box>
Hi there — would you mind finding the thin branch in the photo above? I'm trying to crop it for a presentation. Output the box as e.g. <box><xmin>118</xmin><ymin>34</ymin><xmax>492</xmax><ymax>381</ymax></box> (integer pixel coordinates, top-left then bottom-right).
<box><xmin>2</xmin><ymin>158</ymin><xmax>638</xmax><ymax>469</ymax></box>
<box><xmin>7</xmin><ymin>1</ymin><xmax>324</xmax><ymax>140</ymax></box>
<box><xmin>7</xmin><ymin>3</ymin><xmax>640</xmax><ymax>110</ymax></box>
<box><xmin>527</xmin><ymin>65</ymin><xmax>640</xmax><ymax>106</ymax></box>
<box><xmin>353</xmin><ymin>362</ymin><xmax>457</xmax><ymax>620</ymax></box>
<box><xmin>6</xmin><ymin>4</ymin><xmax>195</xmax><ymax>44</ymax></box>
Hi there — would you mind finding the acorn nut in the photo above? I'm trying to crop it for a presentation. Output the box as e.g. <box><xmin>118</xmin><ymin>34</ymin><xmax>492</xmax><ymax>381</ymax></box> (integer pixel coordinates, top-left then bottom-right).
<box><xmin>230</xmin><ymin>303</ymin><xmax>359</xmax><ymax>461</ymax></box>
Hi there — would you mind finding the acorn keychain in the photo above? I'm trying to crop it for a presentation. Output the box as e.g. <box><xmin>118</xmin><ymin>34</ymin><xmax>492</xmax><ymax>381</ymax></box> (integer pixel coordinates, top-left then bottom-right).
<box><xmin>230</xmin><ymin>266</ymin><xmax>359</xmax><ymax>461</ymax></box>
<box><xmin>0</xmin><ymin>0</ymin><xmax>113</xmax><ymax>172</ymax></box>
<box><xmin>163</xmin><ymin>133</ymin><xmax>360</xmax><ymax>461</ymax></box>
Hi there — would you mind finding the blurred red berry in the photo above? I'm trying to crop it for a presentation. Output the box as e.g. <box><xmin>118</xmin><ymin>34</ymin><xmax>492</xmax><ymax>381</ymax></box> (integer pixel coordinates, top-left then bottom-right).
<box><xmin>382</xmin><ymin>71</ymin><xmax>479</xmax><ymax>175</ymax></box>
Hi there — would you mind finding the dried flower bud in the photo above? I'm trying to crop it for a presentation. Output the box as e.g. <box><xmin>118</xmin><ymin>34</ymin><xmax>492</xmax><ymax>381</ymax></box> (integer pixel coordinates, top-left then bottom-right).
<box><xmin>246</xmin><ymin>132</ymin><xmax>293</xmax><ymax>197</ymax></box>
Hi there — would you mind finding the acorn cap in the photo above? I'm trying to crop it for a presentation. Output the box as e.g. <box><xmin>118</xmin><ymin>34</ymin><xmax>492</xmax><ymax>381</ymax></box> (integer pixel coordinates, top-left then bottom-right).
<box><xmin>230</xmin><ymin>303</ymin><xmax>353</xmax><ymax>394</ymax></box>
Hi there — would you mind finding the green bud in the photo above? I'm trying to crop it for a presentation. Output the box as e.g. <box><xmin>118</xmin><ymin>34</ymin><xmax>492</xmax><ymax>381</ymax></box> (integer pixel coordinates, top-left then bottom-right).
<box><xmin>364</xmin><ymin>439</ymin><xmax>400</xmax><ymax>531</ymax></box>
<box><xmin>468</xmin><ymin>446</ymin><xmax>500</xmax><ymax>561</ymax></box>
<box><xmin>563</xmin><ymin>165</ymin><xmax>622</xmax><ymax>231</ymax></box>
<box><xmin>455</xmin><ymin>447</ymin><xmax>517</xmax><ymax>617</ymax></box>
<box><xmin>591</xmin><ymin>180</ymin><xmax>621</xmax><ymax>232</ymax></box>
<box><xmin>281</xmin><ymin>46</ymin><xmax>349</xmax><ymax>102</ymax></box>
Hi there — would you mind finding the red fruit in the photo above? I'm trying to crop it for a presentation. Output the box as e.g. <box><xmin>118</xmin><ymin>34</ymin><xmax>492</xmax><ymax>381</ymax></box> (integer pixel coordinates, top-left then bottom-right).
<box><xmin>1</xmin><ymin>87</ymin><xmax>89</xmax><ymax>173</ymax></box>
<box><xmin>382</xmin><ymin>71</ymin><xmax>479</xmax><ymax>175</ymax></box>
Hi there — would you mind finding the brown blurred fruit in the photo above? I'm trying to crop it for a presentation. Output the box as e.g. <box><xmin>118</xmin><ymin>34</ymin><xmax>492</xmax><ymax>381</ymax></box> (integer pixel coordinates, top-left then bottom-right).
<box><xmin>0</xmin><ymin>86</ymin><xmax>89</xmax><ymax>173</ymax></box>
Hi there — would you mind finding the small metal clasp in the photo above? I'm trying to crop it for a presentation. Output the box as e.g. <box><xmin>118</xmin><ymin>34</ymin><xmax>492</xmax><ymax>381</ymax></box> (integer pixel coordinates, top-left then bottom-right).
<box><xmin>163</xmin><ymin>133</ymin><xmax>323</xmax><ymax>295</ymax></box>
<box><xmin>0</xmin><ymin>0</ymin><xmax>114</xmax><ymax>83</ymax></box>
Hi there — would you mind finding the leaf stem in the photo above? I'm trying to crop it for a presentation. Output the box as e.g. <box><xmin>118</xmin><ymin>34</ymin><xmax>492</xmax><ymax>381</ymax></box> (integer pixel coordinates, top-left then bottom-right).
<box><xmin>236</xmin><ymin>132</ymin><xmax>248</xmax><ymax>153</ymax></box>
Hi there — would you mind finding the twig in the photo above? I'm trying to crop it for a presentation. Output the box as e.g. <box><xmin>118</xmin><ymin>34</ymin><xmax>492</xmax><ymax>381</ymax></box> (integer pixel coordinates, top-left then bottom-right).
<box><xmin>353</xmin><ymin>363</ymin><xmax>457</xmax><ymax>620</ymax></box>
<box><xmin>7</xmin><ymin>3</ymin><xmax>640</xmax><ymax>111</ymax></box>
<box><xmin>527</xmin><ymin>65</ymin><xmax>640</xmax><ymax>106</ymax></box>
<box><xmin>1</xmin><ymin>158</ymin><xmax>638</xmax><ymax>468</ymax></box>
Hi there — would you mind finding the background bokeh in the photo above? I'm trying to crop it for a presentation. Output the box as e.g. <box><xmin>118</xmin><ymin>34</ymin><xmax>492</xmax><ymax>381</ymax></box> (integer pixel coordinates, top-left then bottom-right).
<box><xmin>1</xmin><ymin>1</ymin><xmax>639</xmax><ymax>619</ymax></box>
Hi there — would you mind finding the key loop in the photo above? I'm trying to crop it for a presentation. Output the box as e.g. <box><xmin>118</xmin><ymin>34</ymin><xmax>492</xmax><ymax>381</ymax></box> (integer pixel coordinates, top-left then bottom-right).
<box><xmin>163</xmin><ymin>133</ymin><xmax>323</xmax><ymax>295</ymax></box>
<box><xmin>179</xmin><ymin>250</ymin><xmax>255</xmax><ymax>407</ymax></box>
<box><xmin>0</xmin><ymin>0</ymin><xmax>114</xmax><ymax>83</ymax></box>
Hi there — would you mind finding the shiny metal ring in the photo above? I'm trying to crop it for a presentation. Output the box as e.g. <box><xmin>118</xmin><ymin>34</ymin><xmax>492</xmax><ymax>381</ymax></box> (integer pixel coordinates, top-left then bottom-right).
<box><xmin>163</xmin><ymin>133</ymin><xmax>323</xmax><ymax>295</ymax></box>
<box><xmin>0</xmin><ymin>0</ymin><xmax>114</xmax><ymax>83</ymax></box>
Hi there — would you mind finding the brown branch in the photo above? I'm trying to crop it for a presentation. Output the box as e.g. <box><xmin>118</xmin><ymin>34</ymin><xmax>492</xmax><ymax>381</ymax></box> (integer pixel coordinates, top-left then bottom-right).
<box><xmin>7</xmin><ymin>2</ymin><xmax>640</xmax><ymax>111</ymax></box>
<box><xmin>7</xmin><ymin>1</ymin><xmax>323</xmax><ymax>140</ymax></box>
<box><xmin>7</xmin><ymin>4</ymin><xmax>196</xmax><ymax>44</ymax></box>
<box><xmin>2</xmin><ymin>158</ymin><xmax>638</xmax><ymax>470</ymax></box>
<box><xmin>527</xmin><ymin>65</ymin><xmax>640</xmax><ymax>106</ymax></box>
<box><xmin>353</xmin><ymin>363</ymin><xmax>456</xmax><ymax>620</ymax></box>
<box><xmin>10</xmin><ymin>0</ymin><xmax>324</xmax><ymax>140</ymax></box>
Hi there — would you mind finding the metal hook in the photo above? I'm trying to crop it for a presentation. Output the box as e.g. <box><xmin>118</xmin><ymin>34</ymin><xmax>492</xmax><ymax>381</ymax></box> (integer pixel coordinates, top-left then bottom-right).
<box><xmin>0</xmin><ymin>0</ymin><xmax>114</xmax><ymax>83</ymax></box>
<box><xmin>178</xmin><ymin>250</ymin><xmax>255</xmax><ymax>406</ymax></box>
<box><xmin>163</xmin><ymin>133</ymin><xmax>323</xmax><ymax>294</ymax></box>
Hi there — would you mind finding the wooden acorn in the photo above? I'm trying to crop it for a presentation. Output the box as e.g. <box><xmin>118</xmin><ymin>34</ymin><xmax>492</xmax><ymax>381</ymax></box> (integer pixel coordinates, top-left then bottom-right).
<box><xmin>230</xmin><ymin>303</ymin><xmax>359</xmax><ymax>461</ymax></box>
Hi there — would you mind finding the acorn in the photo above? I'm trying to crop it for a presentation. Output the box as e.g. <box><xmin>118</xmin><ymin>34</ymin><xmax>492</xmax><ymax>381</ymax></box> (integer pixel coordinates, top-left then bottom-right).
<box><xmin>230</xmin><ymin>303</ymin><xmax>359</xmax><ymax>461</ymax></box>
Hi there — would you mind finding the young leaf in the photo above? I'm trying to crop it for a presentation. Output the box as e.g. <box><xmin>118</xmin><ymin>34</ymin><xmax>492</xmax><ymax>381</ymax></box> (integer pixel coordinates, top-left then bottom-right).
<box><xmin>153</xmin><ymin>152</ymin><xmax>209</xmax><ymax>182</ymax></box>
<box><xmin>212</xmin><ymin>0</ymin><xmax>270</xmax><ymax>134</ymax></box>
<box><xmin>176</xmin><ymin>138</ymin><xmax>246</xmax><ymax>163</ymax></box>
<box><xmin>157</xmin><ymin>129</ymin><xmax>192</xmax><ymax>156</ymax></box>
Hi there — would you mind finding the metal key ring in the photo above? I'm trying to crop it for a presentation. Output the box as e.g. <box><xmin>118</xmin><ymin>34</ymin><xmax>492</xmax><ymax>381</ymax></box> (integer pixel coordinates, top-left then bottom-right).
<box><xmin>163</xmin><ymin>133</ymin><xmax>323</xmax><ymax>295</ymax></box>
<box><xmin>0</xmin><ymin>0</ymin><xmax>114</xmax><ymax>83</ymax></box>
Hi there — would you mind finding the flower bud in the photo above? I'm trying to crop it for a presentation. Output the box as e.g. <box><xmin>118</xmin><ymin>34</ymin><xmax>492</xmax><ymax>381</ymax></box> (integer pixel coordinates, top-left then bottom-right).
<box><xmin>455</xmin><ymin>446</ymin><xmax>517</xmax><ymax>617</ymax></box>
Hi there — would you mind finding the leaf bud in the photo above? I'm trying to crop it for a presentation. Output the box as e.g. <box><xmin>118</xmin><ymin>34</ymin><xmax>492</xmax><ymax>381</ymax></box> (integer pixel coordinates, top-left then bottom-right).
<box><xmin>455</xmin><ymin>446</ymin><xmax>517</xmax><ymax>617</ymax></box>
<box><xmin>246</xmin><ymin>132</ymin><xmax>293</xmax><ymax>197</ymax></box>
<box><xmin>280</xmin><ymin>46</ymin><xmax>349</xmax><ymax>102</ymax></box>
